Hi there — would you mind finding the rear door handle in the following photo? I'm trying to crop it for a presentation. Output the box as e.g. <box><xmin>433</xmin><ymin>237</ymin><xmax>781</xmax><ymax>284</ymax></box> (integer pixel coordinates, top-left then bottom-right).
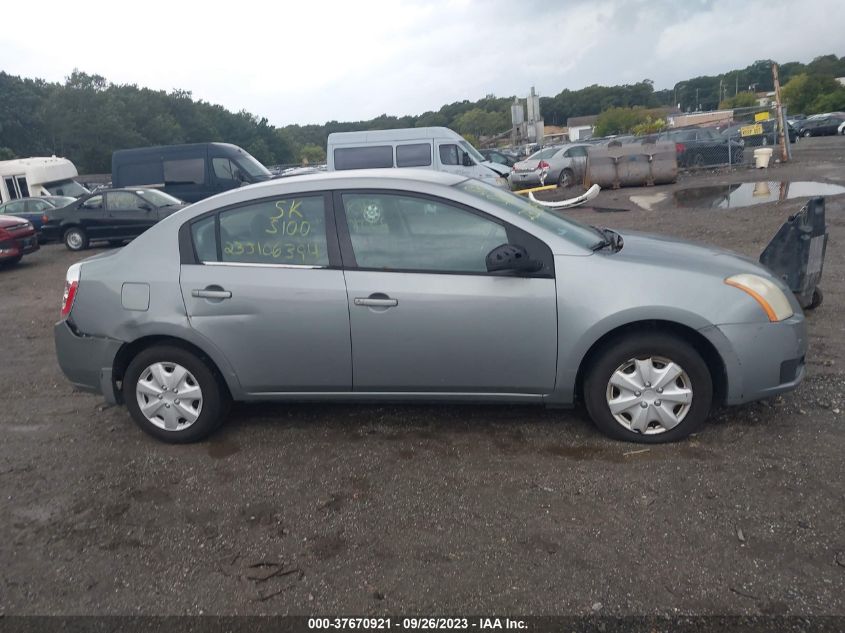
<box><xmin>192</xmin><ymin>288</ymin><xmax>232</xmax><ymax>299</ymax></box>
<box><xmin>354</xmin><ymin>297</ymin><xmax>398</xmax><ymax>307</ymax></box>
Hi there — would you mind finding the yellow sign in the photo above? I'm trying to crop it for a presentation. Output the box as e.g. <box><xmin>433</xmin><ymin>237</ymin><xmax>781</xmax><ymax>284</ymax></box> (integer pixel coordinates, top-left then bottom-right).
<box><xmin>740</xmin><ymin>123</ymin><xmax>763</xmax><ymax>137</ymax></box>
<box><xmin>754</xmin><ymin>112</ymin><xmax>770</xmax><ymax>122</ymax></box>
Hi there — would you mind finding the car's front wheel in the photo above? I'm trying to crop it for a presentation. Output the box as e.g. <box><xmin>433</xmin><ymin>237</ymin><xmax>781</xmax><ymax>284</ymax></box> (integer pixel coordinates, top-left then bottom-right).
<box><xmin>123</xmin><ymin>345</ymin><xmax>229</xmax><ymax>443</ymax></box>
<box><xmin>583</xmin><ymin>333</ymin><xmax>713</xmax><ymax>443</ymax></box>
<box><xmin>64</xmin><ymin>227</ymin><xmax>89</xmax><ymax>251</ymax></box>
<box><xmin>558</xmin><ymin>168</ymin><xmax>575</xmax><ymax>188</ymax></box>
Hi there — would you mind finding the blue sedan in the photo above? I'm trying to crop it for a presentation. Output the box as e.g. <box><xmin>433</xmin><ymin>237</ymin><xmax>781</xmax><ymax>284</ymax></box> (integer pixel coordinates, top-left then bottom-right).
<box><xmin>0</xmin><ymin>196</ymin><xmax>76</xmax><ymax>236</ymax></box>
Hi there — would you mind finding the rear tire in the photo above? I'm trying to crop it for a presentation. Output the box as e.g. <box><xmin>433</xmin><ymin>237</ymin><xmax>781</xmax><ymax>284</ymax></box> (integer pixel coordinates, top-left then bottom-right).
<box><xmin>123</xmin><ymin>345</ymin><xmax>229</xmax><ymax>443</ymax></box>
<box><xmin>64</xmin><ymin>227</ymin><xmax>89</xmax><ymax>251</ymax></box>
<box><xmin>583</xmin><ymin>333</ymin><xmax>713</xmax><ymax>443</ymax></box>
<box><xmin>558</xmin><ymin>168</ymin><xmax>575</xmax><ymax>188</ymax></box>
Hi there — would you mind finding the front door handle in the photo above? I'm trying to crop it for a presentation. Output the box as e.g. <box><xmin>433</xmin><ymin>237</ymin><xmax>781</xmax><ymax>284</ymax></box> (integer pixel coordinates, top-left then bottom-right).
<box><xmin>354</xmin><ymin>297</ymin><xmax>398</xmax><ymax>307</ymax></box>
<box><xmin>192</xmin><ymin>288</ymin><xmax>232</xmax><ymax>299</ymax></box>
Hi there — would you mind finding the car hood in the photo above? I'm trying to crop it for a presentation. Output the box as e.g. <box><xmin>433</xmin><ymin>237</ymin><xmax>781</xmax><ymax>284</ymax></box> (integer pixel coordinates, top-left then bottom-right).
<box><xmin>611</xmin><ymin>230</ymin><xmax>773</xmax><ymax>279</ymax></box>
<box><xmin>481</xmin><ymin>161</ymin><xmax>510</xmax><ymax>176</ymax></box>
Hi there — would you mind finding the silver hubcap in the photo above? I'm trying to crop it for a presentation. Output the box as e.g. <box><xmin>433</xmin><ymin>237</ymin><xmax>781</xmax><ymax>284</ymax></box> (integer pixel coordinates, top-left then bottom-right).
<box><xmin>67</xmin><ymin>232</ymin><xmax>82</xmax><ymax>249</ymax></box>
<box><xmin>135</xmin><ymin>362</ymin><xmax>203</xmax><ymax>431</ymax></box>
<box><xmin>605</xmin><ymin>356</ymin><xmax>693</xmax><ymax>435</ymax></box>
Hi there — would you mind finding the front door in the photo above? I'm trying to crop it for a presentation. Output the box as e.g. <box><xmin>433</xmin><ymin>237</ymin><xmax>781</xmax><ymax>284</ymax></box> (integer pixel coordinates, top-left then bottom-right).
<box><xmin>179</xmin><ymin>192</ymin><xmax>351</xmax><ymax>394</ymax></box>
<box><xmin>105</xmin><ymin>191</ymin><xmax>157</xmax><ymax>238</ymax></box>
<box><xmin>336</xmin><ymin>190</ymin><xmax>558</xmax><ymax>394</ymax></box>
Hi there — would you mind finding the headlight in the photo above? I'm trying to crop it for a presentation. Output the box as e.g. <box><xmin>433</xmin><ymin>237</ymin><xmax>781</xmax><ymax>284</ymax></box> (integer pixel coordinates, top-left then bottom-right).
<box><xmin>725</xmin><ymin>274</ymin><xmax>794</xmax><ymax>322</ymax></box>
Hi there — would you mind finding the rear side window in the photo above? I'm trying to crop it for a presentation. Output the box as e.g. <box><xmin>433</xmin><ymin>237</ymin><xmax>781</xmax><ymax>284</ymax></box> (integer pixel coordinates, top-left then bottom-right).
<box><xmin>396</xmin><ymin>143</ymin><xmax>432</xmax><ymax>167</ymax></box>
<box><xmin>163</xmin><ymin>158</ymin><xmax>205</xmax><ymax>185</ymax></box>
<box><xmin>334</xmin><ymin>146</ymin><xmax>394</xmax><ymax>170</ymax></box>
<box><xmin>118</xmin><ymin>161</ymin><xmax>161</xmax><ymax>186</ymax></box>
<box><xmin>197</xmin><ymin>195</ymin><xmax>330</xmax><ymax>266</ymax></box>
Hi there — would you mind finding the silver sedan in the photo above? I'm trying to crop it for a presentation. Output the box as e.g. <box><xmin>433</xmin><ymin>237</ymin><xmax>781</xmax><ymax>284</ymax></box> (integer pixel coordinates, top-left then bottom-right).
<box><xmin>54</xmin><ymin>169</ymin><xmax>806</xmax><ymax>444</ymax></box>
<box><xmin>508</xmin><ymin>143</ymin><xmax>591</xmax><ymax>189</ymax></box>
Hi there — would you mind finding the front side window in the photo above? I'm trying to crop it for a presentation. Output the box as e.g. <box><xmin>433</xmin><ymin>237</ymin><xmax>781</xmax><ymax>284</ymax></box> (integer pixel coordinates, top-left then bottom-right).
<box><xmin>342</xmin><ymin>192</ymin><xmax>507</xmax><ymax>273</ymax></box>
<box><xmin>212</xmin><ymin>157</ymin><xmax>242</xmax><ymax>181</ymax></box>
<box><xmin>106</xmin><ymin>191</ymin><xmax>146</xmax><ymax>211</ymax></box>
<box><xmin>438</xmin><ymin>144</ymin><xmax>460</xmax><ymax>166</ymax></box>
<box><xmin>334</xmin><ymin>146</ymin><xmax>393</xmax><ymax>170</ymax></box>
<box><xmin>211</xmin><ymin>195</ymin><xmax>329</xmax><ymax>266</ymax></box>
<box><xmin>163</xmin><ymin>158</ymin><xmax>205</xmax><ymax>185</ymax></box>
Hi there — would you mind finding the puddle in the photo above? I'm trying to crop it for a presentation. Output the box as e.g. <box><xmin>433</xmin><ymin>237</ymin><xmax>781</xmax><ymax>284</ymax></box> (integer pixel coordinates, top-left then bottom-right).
<box><xmin>671</xmin><ymin>181</ymin><xmax>845</xmax><ymax>209</ymax></box>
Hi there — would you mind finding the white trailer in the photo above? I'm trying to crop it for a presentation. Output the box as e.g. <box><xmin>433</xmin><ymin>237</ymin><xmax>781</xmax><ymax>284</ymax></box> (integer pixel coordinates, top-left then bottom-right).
<box><xmin>0</xmin><ymin>156</ymin><xmax>88</xmax><ymax>203</ymax></box>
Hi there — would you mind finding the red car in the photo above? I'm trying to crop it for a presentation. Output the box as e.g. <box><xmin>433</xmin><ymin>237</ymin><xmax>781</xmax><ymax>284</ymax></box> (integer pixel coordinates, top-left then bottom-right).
<box><xmin>0</xmin><ymin>215</ymin><xmax>39</xmax><ymax>266</ymax></box>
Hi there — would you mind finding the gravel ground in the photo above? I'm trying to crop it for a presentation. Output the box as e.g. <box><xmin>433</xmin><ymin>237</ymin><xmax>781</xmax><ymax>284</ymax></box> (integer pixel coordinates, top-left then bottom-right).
<box><xmin>0</xmin><ymin>137</ymin><xmax>843</xmax><ymax>617</ymax></box>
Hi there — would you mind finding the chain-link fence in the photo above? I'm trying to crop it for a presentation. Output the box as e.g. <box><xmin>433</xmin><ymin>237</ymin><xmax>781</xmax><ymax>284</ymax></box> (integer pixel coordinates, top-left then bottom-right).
<box><xmin>659</xmin><ymin>104</ymin><xmax>792</xmax><ymax>170</ymax></box>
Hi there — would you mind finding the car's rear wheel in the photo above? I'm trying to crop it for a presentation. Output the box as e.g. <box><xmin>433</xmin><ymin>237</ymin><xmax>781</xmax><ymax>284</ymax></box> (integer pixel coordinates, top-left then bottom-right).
<box><xmin>64</xmin><ymin>227</ymin><xmax>88</xmax><ymax>251</ymax></box>
<box><xmin>692</xmin><ymin>153</ymin><xmax>705</xmax><ymax>168</ymax></box>
<box><xmin>123</xmin><ymin>345</ymin><xmax>229</xmax><ymax>443</ymax></box>
<box><xmin>558</xmin><ymin>168</ymin><xmax>575</xmax><ymax>188</ymax></box>
<box><xmin>583</xmin><ymin>333</ymin><xmax>713</xmax><ymax>443</ymax></box>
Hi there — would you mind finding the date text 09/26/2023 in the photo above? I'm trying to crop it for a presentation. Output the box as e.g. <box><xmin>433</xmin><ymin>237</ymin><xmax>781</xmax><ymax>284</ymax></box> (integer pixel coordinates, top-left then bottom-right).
<box><xmin>308</xmin><ymin>618</ymin><xmax>528</xmax><ymax>630</ymax></box>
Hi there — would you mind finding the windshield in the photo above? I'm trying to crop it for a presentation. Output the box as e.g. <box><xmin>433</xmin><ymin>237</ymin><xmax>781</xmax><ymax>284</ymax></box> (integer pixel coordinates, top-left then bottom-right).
<box><xmin>137</xmin><ymin>189</ymin><xmax>184</xmax><ymax>207</ymax></box>
<box><xmin>455</xmin><ymin>179</ymin><xmax>603</xmax><ymax>250</ymax></box>
<box><xmin>458</xmin><ymin>140</ymin><xmax>486</xmax><ymax>164</ymax></box>
<box><xmin>43</xmin><ymin>179</ymin><xmax>89</xmax><ymax>198</ymax></box>
<box><xmin>234</xmin><ymin>151</ymin><xmax>272</xmax><ymax>180</ymax></box>
<box><xmin>527</xmin><ymin>146</ymin><xmax>559</xmax><ymax>161</ymax></box>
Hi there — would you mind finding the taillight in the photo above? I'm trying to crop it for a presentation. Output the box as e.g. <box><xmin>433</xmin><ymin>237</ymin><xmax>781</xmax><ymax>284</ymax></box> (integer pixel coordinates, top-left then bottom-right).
<box><xmin>675</xmin><ymin>143</ymin><xmax>685</xmax><ymax>154</ymax></box>
<box><xmin>537</xmin><ymin>160</ymin><xmax>550</xmax><ymax>170</ymax></box>
<box><xmin>61</xmin><ymin>263</ymin><xmax>81</xmax><ymax>319</ymax></box>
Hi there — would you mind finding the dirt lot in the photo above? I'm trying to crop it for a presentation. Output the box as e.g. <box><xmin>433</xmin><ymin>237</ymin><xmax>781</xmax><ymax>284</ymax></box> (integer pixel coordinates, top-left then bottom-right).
<box><xmin>1</xmin><ymin>137</ymin><xmax>844</xmax><ymax>617</ymax></box>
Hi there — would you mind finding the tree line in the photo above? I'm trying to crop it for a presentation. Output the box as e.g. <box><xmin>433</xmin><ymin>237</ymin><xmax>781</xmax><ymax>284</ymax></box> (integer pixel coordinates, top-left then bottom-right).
<box><xmin>1</xmin><ymin>54</ymin><xmax>843</xmax><ymax>172</ymax></box>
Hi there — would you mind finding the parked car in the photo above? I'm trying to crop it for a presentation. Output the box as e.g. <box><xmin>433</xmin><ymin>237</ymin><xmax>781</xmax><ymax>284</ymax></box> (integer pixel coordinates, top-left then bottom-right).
<box><xmin>54</xmin><ymin>169</ymin><xmax>806</xmax><ymax>445</ymax></box>
<box><xmin>41</xmin><ymin>188</ymin><xmax>188</xmax><ymax>251</ymax></box>
<box><xmin>0</xmin><ymin>196</ymin><xmax>75</xmax><ymax>236</ymax></box>
<box><xmin>794</xmin><ymin>114</ymin><xmax>845</xmax><ymax>137</ymax></box>
<box><xmin>720</xmin><ymin>120</ymin><xmax>797</xmax><ymax>146</ymax></box>
<box><xmin>658</xmin><ymin>128</ymin><xmax>744</xmax><ymax>167</ymax></box>
<box><xmin>0</xmin><ymin>216</ymin><xmax>39</xmax><ymax>266</ymax></box>
<box><xmin>509</xmin><ymin>143</ymin><xmax>590</xmax><ymax>188</ymax></box>
<box><xmin>479</xmin><ymin>148</ymin><xmax>518</xmax><ymax>168</ymax></box>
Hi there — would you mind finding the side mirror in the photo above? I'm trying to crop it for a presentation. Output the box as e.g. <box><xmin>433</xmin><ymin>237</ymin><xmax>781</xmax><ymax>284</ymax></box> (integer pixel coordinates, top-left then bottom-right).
<box><xmin>139</xmin><ymin>203</ymin><xmax>153</xmax><ymax>211</ymax></box>
<box><xmin>486</xmin><ymin>243</ymin><xmax>542</xmax><ymax>274</ymax></box>
<box><xmin>461</xmin><ymin>152</ymin><xmax>474</xmax><ymax>167</ymax></box>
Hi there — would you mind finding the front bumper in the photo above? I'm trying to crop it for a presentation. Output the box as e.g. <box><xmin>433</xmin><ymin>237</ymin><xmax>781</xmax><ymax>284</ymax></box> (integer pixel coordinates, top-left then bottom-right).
<box><xmin>701</xmin><ymin>314</ymin><xmax>808</xmax><ymax>405</ymax></box>
<box><xmin>54</xmin><ymin>320</ymin><xmax>123</xmax><ymax>404</ymax></box>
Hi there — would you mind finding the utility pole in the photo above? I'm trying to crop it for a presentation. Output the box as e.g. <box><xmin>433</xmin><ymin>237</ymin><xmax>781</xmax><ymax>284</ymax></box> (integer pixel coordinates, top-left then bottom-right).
<box><xmin>735</xmin><ymin>74</ymin><xmax>739</xmax><ymax>96</ymax></box>
<box><xmin>772</xmin><ymin>63</ymin><xmax>788</xmax><ymax>162</ymax></box>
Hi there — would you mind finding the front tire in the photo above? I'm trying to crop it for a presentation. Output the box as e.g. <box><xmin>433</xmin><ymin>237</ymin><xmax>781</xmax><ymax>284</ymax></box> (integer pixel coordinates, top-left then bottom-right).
<box><xmin>64</xmin><ymin>227</ymin><xmax>89</xmax><ymax>251</ymax></box>
<box><xmin>583</xmin><ymin>333</ymin><xmax>713</xmax><ymax>443</ymax></box>
<box><xmin>123</xmin><ymin>345</ymin><xmax>229</xmax><ymax>443</ymax></box>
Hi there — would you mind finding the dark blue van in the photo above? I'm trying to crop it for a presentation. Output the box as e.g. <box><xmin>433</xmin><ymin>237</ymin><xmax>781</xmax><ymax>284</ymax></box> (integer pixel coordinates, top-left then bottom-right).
<box><xmin>111</xmin><ymin>143</ymin><xmax>272</xmax><ymax>203</ymax></box>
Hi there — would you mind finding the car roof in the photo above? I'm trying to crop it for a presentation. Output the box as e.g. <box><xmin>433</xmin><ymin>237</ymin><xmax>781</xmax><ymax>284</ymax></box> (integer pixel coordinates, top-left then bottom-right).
<box><xmin>265</xmin><ymin>168</ymin><xmax>465</xmax><ymax>188</ymax></box>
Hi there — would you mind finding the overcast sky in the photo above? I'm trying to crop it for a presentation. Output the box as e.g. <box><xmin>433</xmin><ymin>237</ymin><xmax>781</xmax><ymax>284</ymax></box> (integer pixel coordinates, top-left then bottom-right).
<box><xmin>1</xmin><ymin>0</ymin><xmax>843</xmax><ymax>126</ymax></box>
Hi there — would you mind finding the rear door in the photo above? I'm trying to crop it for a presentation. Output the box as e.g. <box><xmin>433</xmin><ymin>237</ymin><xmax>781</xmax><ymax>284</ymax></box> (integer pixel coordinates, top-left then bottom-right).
<box><xmin>105</xmin><ymin>191</ymin><xmax>157</xmax><ymax>238</ymax></box>
<box><xmin>179</xmin><ymin>192</ymin><xmax>351</xmax><ymax>394</ymax></box>
<box><xmin>335</xmin><ymin>189</ymin><xmax>558</xmax><ymax>394</ymax></box>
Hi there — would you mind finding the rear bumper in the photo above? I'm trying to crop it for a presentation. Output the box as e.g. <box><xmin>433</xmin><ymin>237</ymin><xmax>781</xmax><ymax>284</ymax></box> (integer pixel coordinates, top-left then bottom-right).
<box><xmin>54</xmin><ymin>320</ymin><xmax>123</xmax><ymax>404</ymax></box>
<box><xmin>701</xmin><ymin>314</ymin><xmax>808</xmax><ymax>405</ymax></box>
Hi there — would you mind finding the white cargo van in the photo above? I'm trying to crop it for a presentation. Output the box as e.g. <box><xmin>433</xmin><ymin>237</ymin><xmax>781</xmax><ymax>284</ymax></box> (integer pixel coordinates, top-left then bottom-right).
<box><xmin>0</xmin><ymin>157</ymin><xmax>88</xmax><ymax>203</ymax></box>
<box><xmin>326</xmin><ymin>127</ymin><xmax>509</xmax><ymax>187</ymax></box>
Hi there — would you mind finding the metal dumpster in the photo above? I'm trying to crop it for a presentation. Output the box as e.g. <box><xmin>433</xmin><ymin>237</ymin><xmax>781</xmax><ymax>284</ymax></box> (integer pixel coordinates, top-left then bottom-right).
<box><xmin>586</xmin><ymin>142</ymin><xmax>677</xmax><ymax>189</ymax></box>
<box><xmin>759</xmin><ymin>197</ymin><xmax>828</xmax><ymax>309</ymax></box>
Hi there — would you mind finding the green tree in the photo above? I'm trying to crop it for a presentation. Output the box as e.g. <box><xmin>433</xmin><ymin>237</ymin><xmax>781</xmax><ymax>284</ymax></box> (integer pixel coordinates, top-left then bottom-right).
<box><xmin>719</xmin><ymin>91</ymin><xmax>758</xmax><ymax>109</ymax></box>
<box><xmin>782</xmin><ymin>73</ymin><xmax>843</xmax><ymax>114</ymax></box>
<box><xmin>299</xmin><ymin>144</ymin><xmax>326</xmax><ymax>164</ymax></box>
